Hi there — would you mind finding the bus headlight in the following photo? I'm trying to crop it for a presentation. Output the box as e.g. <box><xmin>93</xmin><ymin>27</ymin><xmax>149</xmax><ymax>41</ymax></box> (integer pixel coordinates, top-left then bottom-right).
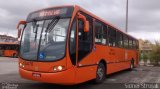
<box><xmin>22</xmin><ymin>65</ymin><xmax>25</xmax><ymax>68</ymax></box>
<box><xmin>19</xmin><ymin>63</ymin><xmax>25</xmax><ymax>68</ymax></box>
<box><xmin>53</xmin><ymin>66</ymin><xmax>65</xmax><ymax>72</ymax></box>
<box><xmin>19</xmin><ymin>63</ymin><xmax>22</xmax><ymax>67</ymax></box>
<box><xmin>57</xmin><ymin>66</ymin><xmax>63</xmax><ymax>70</ymax></box>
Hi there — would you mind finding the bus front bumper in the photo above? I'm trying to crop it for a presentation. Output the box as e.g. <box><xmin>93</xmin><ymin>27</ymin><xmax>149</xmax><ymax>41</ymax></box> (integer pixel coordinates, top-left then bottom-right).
<box><xmin>19</xmin><ymin>67</ymin><xmax>75</xmax><ymax>85</ymax></box>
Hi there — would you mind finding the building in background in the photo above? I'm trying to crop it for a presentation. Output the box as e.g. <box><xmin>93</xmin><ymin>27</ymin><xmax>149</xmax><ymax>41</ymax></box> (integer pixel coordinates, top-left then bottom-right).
<box><xmin>139</xmin><ymin>39</ymin><xmax>152</xmax><ymax>54</ymax></box>
<box><xmin>0</xmin><ymin>34</ymin><xmax>18</xmax><ymax>42</ymax></box>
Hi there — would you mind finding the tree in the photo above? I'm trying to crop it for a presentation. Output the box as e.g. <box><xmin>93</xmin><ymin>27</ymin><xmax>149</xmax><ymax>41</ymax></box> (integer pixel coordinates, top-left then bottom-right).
<box><xmin>143</xmin><ymin>52</ymin><xmax>149</xmax><ymax>65</ymax></box>
<box><xmin>149</xmin><ymin>41</ymin><xmax>160</xmax><ymax>66</ymax></box>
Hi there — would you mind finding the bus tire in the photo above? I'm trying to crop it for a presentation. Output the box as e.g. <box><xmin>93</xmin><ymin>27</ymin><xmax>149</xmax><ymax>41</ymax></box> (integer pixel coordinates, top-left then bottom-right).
<box><xmin>130</xmin><ymin>59</ymin><xmax>134</xmax><ymax>70</ymax></box>
<box><xmin>94</xmin><ymin>62</ymin><xmax>106</xmax><ymax>83</ymax></box>
<box><xmin>13</xmin><ymin>53</ymin><xmax>17</xmax><ymax>58</ymax></box>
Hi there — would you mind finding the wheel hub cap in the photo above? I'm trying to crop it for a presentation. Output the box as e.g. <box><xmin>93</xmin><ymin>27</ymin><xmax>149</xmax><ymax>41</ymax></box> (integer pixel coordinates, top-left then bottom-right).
<box><xmin>97</xmin><ymin>68</ymin><xmax>104</xmax><ymax>80</ymax></box>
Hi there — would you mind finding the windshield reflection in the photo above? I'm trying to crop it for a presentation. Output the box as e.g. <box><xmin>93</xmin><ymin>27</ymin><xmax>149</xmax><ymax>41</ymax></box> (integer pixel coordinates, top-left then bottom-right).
<box><xmin>20</xmin><ymin>18</ymin><xmax>70</xmax><ymax>61</ymax></box>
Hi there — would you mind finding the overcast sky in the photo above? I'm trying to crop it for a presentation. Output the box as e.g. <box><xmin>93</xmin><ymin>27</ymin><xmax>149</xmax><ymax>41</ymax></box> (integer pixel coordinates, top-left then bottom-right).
<box><xmin>0</xmin><ymin>0</ymin><xmax>160</xmax><ymax>42</ymax></box>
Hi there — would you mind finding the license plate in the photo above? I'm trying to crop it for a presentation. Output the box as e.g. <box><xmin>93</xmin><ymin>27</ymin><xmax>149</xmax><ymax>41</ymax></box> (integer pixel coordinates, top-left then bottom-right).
<box><xmin>32</xmin><ymin>73</ymin><xmax>41</xmax><ymax>77</ymax></box>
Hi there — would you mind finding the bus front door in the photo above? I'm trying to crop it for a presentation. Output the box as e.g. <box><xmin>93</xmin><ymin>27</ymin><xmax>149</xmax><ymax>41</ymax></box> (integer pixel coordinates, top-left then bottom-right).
<box><xmin>75</xmin><ymin>18</ymin><xmax>96</xmax><ymax>83</ymax></box>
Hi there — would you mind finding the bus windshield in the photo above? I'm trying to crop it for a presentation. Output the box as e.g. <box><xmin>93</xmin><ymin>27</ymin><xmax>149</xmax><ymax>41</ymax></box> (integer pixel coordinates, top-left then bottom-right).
<box><xmin>20</xmin><ymin>18</ymin><xmax>70</xmax><ymax>61</ymax></box>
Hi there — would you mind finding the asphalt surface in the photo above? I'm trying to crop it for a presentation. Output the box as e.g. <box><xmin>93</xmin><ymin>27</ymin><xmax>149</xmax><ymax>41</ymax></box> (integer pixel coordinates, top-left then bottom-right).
<box><xmin>0</xmin><ymin>57</ymin><xmax>160</xmax><ymax>89</ymax></box>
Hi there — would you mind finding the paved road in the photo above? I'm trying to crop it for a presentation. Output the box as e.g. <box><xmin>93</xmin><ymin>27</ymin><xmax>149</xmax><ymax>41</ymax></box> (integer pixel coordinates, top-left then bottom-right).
<box><xmin>0</xmin><ymin>57</ymin><xmax>160</xmax><ymax>89</ymax></box>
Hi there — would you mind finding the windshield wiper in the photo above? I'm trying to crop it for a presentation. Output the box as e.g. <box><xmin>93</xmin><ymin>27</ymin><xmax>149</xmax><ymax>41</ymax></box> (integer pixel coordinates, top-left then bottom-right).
<box><xmin>31</xmin><ymin>19</ymin><xmax>39</xmax><ymax>41</ymax></box>
<box><xmin>34</xmin><ymin>24</ymin><xmax>39</xmax><ymax>41</ymax></box>
<box><xmin>32</xmin><ymin>19</ymin><xmax>37</xmax><ymax>33</ymax></box>
<box><xmin>44</xmin><ymin>17</ymin><xmax>60</xmax><ymax>41</ymax></box>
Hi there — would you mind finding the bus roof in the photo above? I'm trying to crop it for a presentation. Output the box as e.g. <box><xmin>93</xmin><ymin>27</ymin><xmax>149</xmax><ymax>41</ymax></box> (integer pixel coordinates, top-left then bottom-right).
<box><xmin>27</xmin><ymin>5</ymin><xmax>138</xmax><ymax>41</ymax></box>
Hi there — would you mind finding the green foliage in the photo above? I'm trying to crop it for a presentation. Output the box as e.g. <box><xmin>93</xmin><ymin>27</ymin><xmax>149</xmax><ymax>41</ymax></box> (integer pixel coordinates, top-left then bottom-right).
<box><xmin>139</xmin><ymin>53</ymin><xmax>143</xmax><ymax>61</ymax></box>
<box><xmin>143</xmin><ymin>52</ymin><xmax>149</xmax><ymax>62</ymax></box>
<box><xmin>149</xmin><ymin>41</ymin><xmax>160</xmax><ymax>66</ymax></box>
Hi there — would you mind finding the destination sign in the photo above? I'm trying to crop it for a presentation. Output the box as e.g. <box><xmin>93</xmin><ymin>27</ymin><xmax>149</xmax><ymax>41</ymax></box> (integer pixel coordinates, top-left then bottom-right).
<box><xmin>26</xmin><ymin>6</ymin><xmax>74</xmax><ymax>22</ymax></box>
<box><xmin>39</xmin><ymin>9</ymin><xmax>62</xmax><ymax>17</ymax></box>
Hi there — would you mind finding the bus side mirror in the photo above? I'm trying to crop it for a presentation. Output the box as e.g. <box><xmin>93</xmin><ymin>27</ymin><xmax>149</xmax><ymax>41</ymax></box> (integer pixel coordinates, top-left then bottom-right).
<box><xmin>84</xmin><ymin>21</ymin><xmax>89</xmax><ymax>32</ymax></box>
<box><xmin>17</xmin><ymin>20</ymin><xmax>26</xmax><ymax>38</ymax></box>
<box><xmin>78</xmin><ymin>13</ymin><xmax>89</xmax><ymax>33</ymax></box>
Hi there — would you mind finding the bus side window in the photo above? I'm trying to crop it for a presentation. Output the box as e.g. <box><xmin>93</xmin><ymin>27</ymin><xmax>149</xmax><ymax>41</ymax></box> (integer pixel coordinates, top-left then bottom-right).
<box><xmin>116</xmin><ymin>32</ymin><xmax>123</xmax><ymax>47</ymax></box>
<box><xmin>133</xmin><ymin>40</ymin><xmax>136</xmax><ymax>49</ymax></box>
<box><xmin>6</xmin><ymin>45</ymin><xmax>10</xmax><ymax>50</ymax></box>
<box><xmin>124</xmin><ymin>35</ymin><xmax>129</xmax><ymax>48</ymax></box>
<box><xmin>10</xmin><ymin>45</ymin><xmax>13</xmax><ymax>50</ymax></box>
<box><xmin>94</xmin><ymin>21</ymin><xmax>108</xmax><ymax>45</ymax></box>
<box><xmin>102</xmin><ymin>25</ymin><xmax>107</xmax><ymax>45</ymax></box>
<box><xmin>94</xmin><ymin>21</ymin><xmax>103</xmax><ymax>44</ymax></box>
<box><xmin>108</xmin><ymin>27</ymin><xmax>116</xmax><ymax>47</ymax></box>
<box><xmin>129</xmin><ymin>38</ymin><xmax>133</xmax><ymax>49</ymax></box>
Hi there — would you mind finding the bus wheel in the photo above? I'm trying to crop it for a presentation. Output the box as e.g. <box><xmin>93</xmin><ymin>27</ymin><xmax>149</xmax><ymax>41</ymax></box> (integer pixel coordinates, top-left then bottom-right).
<box><xmin>130</xmin><ymin>60</ymin><xmax>134</xmax><ymax>70</ymax></box>
<box><xmin>94</xmin><ymin>62</ymin><xmax>106</xmax><ymax>83</ymax></box>
<box><xmin>13</xmin><ymin>53</ymin><xmax>17</xmax><ymax>58</ymax></box>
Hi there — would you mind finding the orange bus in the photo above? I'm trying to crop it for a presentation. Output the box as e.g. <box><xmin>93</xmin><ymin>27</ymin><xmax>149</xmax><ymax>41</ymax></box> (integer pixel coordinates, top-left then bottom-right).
<box><xmin>0</xmin><ymin>42</ymin><xmax>18</xmax><ymax>57</ymax></box>
<box><xmin>17</xmin><ymin>5</ymin><xmax>139</xmax><ymax>85</ymax></box>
